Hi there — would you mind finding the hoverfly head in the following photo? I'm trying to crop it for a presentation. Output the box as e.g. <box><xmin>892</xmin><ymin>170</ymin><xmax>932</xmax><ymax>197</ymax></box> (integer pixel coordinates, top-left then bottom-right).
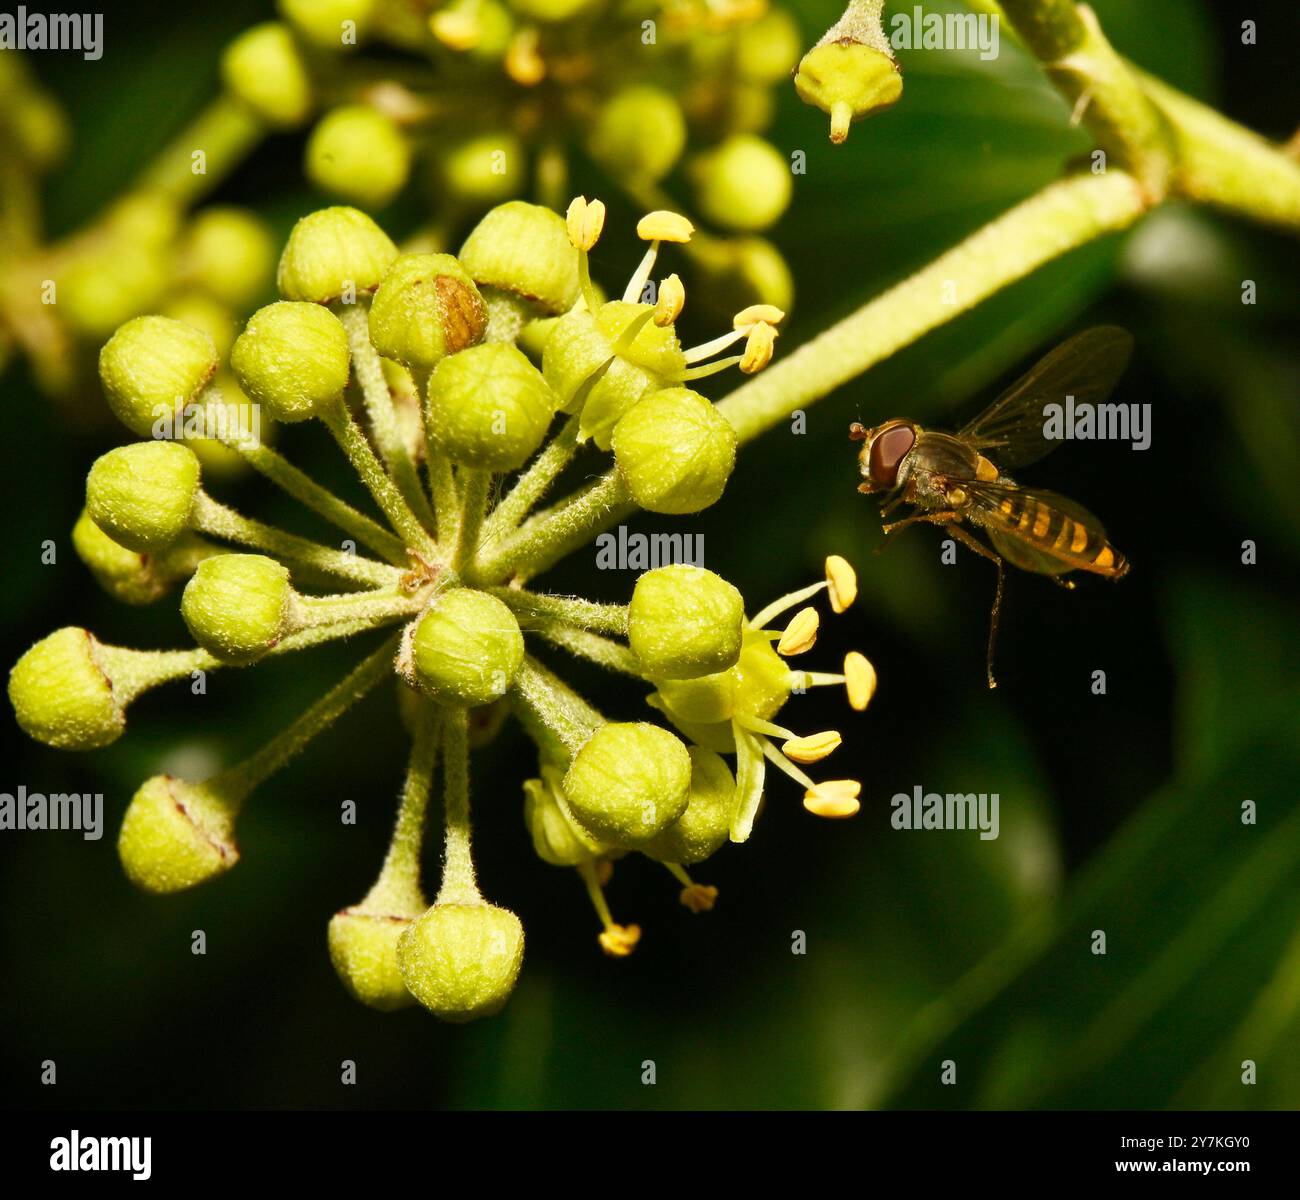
<box><xmin>851</xmin><ymin>420</ymin><xmax>916</xmax><ymax>493</ymax></box>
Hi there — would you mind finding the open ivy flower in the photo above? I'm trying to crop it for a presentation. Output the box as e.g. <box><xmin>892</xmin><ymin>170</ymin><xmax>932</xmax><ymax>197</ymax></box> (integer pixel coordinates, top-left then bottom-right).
<box><xmin>9</xmin><ymin>199</ymin><xmax>877</xmax><ymax>1021</ymax></box>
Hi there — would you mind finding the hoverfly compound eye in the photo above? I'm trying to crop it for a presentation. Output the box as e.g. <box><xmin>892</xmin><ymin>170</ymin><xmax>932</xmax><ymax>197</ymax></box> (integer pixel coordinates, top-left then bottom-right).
<box><xmin>868</xmin><ymin>424</ymin><xmax>915</xmax><ymax>488</ymax></box>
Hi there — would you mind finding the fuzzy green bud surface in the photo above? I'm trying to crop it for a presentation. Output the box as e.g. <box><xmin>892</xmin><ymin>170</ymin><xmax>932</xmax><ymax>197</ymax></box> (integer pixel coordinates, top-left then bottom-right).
<box><xmin>181</xmin><ymin>554</ymin><xmax>292</xmax><ymax>664</ymax></box>
<box><xmin>86</xmin><ymin>441</ymin><xmax>201</xmax><ymax>552</ymax></box>
<box><xmin>98</xmin><ymin>316</ymin><xmax>219</xmax><ymax>437</ymax></box>
<box><xmin>181</xmin><ymin>207</ymin><xmax>275</xmax><ymax>309</ymax></box>
<box><xmin>231</xmin><ymin>301</ymin><xmax>351</xmax><ymax>422</ymax></box>
<box><xmin>612</xmin><ymin>387</ymin><xmax>737</xmax><ymax>514</ymax></box>
<box><xmin>306</xmin><ymin>105</ymin><xmax>411</xmax><ymax>209</ymax></box>
<box><xmin>9</xmin><ymin>628</ymin><xmax>125</xmax><ymax>750</ymax></box>
<box><xmin>458</xmin><ymin>201</ymin><xmax>579</xmax><ymax>315</ymax></box>
<box><xmin>642</xmin><ymin>746</ymin><xmax>736</xmax><ymax>865</ymax></box>
<box><xmin>398</xmin><ymin>902</ymin><xmax>524</xmax><ymax>1023</ymax></box>
<box><xmin>118</xmin><ymin>775</ymin><xmax>239</xmax><ymax>893</ymax></box>
<box><xmin>629</xmin><ymin>565</ymin><xmax>745</xmax><ymax>680</ymax></box>
<box><xmin>562</xmin><ymin>722</ymin><xmax>692</xmax><ymax>848</ymax></box>
<box><xmin>408</xmin><ymin>589</ymin><xmax>524</xmax><ymax>706</ymax></box>
<box><xmin>221</xmin><ymin>23</ymin><xmax>313</xmax><ymax>128</ymax></box>
<box><xmin>276</xmin><ymin>207</ymin><xmax>398</xmax><ymax>303</ymax></box>
<box><xmin>694</xmin><ymin>135</ymin><xmax>793</xmax><ymax>232</ymax></box>
<box><xmin>368</xmin><ymin>253</ymin><xmax>486</xmax><ymax>370</ymax></box>
<box><xmin>588</xmin><ymin>86</ymin><xmax>686</xmax><ymax>182</ymax></box>
<box><xmin>328</xmin><ymin>908</ymin><xmax>417</xmax><ymax>1011</ymax></box>
<box><xmin>427</xmin><ymin>343</ymin><xmax>555</xmax><ymax>471</ymax></box>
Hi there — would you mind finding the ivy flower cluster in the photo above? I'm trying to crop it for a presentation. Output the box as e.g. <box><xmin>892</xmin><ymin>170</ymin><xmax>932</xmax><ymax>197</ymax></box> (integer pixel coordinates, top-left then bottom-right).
<box><xmin>2</xmin><ymin>2</ymin><xmax>804</xmax><ymax>407</ymax></box>
<box><xmin>9</xmin><ymin>197</ymin><xmax>875</xmax><ymax>1021</ymax></box>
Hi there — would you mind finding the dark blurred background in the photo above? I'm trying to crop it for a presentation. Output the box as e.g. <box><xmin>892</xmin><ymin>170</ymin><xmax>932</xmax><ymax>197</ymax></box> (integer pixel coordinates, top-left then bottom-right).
<box><xmin>2</xmin><ymin>0</ymin><xmax>1298</xmax><ymax>1110</ymax></box>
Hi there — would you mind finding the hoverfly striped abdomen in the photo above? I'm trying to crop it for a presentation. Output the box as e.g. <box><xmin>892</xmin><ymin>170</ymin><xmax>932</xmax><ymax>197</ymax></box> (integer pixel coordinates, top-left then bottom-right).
<box><xmin>989</xmin><ymin>491</ymin><xmax>1128</xmax><ymax>578</ymax></box>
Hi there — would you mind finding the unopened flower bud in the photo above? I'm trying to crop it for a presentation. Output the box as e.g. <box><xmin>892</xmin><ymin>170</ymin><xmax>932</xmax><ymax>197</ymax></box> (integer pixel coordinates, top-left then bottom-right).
<box><xmin>118</xmin><ymin>775</ymin><xmax>239</xmax><ymax>893</ymax></box>
<box><xmin>589</xmin><ymin>86</ymin><xmax>686</xmax><ymax>183</ymax></box>
<box><xmin>221</xmin><ymin>22</ymin><xmax>313</xmax><ymax>128</ymax></box>
<box><xmin>563</xmin><ymin>722</ymin><xmax>692</xmax><ymax>849</ymax></box>
<box><xmin>85</xmin><ymin>441</ymin><xmax>201</xmax><ymax>552</ymax></box>
<box><xmin>72</xmin><ymin>510</ymin><xmax>206</xmax><ymax>605</ymax></box>
<box><xmin>306</xmin><ymin>105</ymin><xmax>411</xmax><ymax>209</ymax></box>
<box><xmin>736</xmin><ymin>9</ymin><xmax>803</xmax><ymax>84</ymax></box>
<box><xmin>276</xmin><ymin>206</ymin><xmax>398</xmax><ymax>303</ymax></box>
<box><xmin>98</xmin><ymin>315</ymin><xmax>219</xmax><ymax>437</ymax></box>
<box><xmin>279</xmin><ymin>0</ymin><xmax>377</xmax><ymax>50</ymax></box>
<box><xmin>368</xmin><ymin>253</ymin><xmax>486</xmax><ymax>370</ymax></box>
<box><xmin>629</xmin><ymin>565</ymin><xmax>744</xmax><ymax>680</ymax></box>
<box><xmin>794</xmin><ymin>1</ymin><xmax>902</xmax><ymax>145</ymax></box>
<box><xmin>9</xmin><ymin>628</ymin><xmax>124</xmax><ymax>749</ymax></box>
<box><xmin>398</xmin><ymin>901</ymin><xmax>525</xmax><ymax>1022</ymax></box>
<box><xmin>523</xmin><ymin>770</ymin><xmax>599</xmax><ymax>867</ymax></box>
<box><xmin>427</xmin><ymin>343</ymin><xmax>556</xmax><ymax>471</ymax></box>
<box><xmin>59</xmin><ymin>245</ymin><xmax>169</xmax><ymax>339</ymax></box>
<box><xmin>180</xmin><ymin>207</ymin><xmax>275</xmax><ymax>310</ymax></box>
<box><xmin>642</xmin><ymin>746</ymin><xmax>736</xmax><ymax>865</ymax></box>
<box><xmin>437</xmin><ymin>133</ymin><xmax>525</xmax><ymax>206</ymax></box>
<box><xmin>406</xmin><ymin>589</ymin><xmax>524</xmax><ymax>706</ymax></box>
<box><xmin>693</xmin><ymin>135</ymin><xmax>792</xmax><ymax>232</ymax></box>
<box><xmin>231</xmin><ymin>301</ymin><xmax>351</xmax><ymax>422</ymax></box>
<box><xmin>180</xmin><ymin>554</ymin><xmax>292</xmax><ymax>664</ymax></box>
<box><xmin>328</xmin><ymin>906</ymin><xmax>419</xmax><ymax>1011</ymax></box>
<box><xmin>612</xmin><ymin>387</ymin><xmax>737</xmax><ymax>514</ymax></box>
<box><xmin>458</xmin><ymin>201</ymin><xmax>580</xmax><ymax>315</ymax></box>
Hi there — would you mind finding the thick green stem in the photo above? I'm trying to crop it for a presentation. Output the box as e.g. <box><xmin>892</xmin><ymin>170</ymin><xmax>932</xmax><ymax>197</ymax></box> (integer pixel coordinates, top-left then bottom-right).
<box><xmin>412</xmin><ymin>363</ymin><xmax>459</xmax><ymax>544</ymax></box>
<box><xmin>472</xmin><ymin>471</ymin><xmax>633</xmax><ymax>584</ymax></box>
<box><xmin>454</xmin><ymin>468</ymin><xmax>491</xmax><ymax>571</ymax></box>
<box><xmin>135</xmin><ymin>94</ymin><xmax>266</xmax><ymax>205</ymax></box>
<box><xmin>479</xmin><ymin>412</ymin><xmax>582</xmax><ymax>543</ymax></box>
<box><xmin>336</xmin><ymin>302</ymin><xmax>437</xmax><ymax>531</ymax></box>
<box><xmin>361</xmin><ymin>701</ymin><xmax>440</xmax><ymax>915</ymax></box>
<box><xmin>532</xmin><ymin>623</ymin><xmax>641</xmax><ymax>676</ymax></box>
<box><xmin>717</xmin><ymin>170</ymin><xmax>1148</xmax><ymax>445</ymax></box>
<box><xmin>489</xmin><ymin>587</ymin><xmax>628</xmax><ymax>635</ymax></box>
<box><xmin>292</xmin><ymin>586</ymin><xmax>428</xmax><ymax>633</ymax></box>
<box><xmin>511</xmin><ymin>656</ymin><xmax>602</xmax><ymax>756</ymax></box>
<box><xmin>190</xmin><ymin>491</ymin><xmax>403</xmax><ymax>588</ymax></box>
<box><xmin>435</xmin><ymin>706</ymin><xmax>480</xmax><ymax>906</ymax></box>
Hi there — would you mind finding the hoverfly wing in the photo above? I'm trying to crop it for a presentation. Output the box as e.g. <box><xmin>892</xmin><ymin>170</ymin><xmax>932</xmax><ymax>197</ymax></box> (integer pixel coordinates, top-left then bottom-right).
<box><xmin>963</xmin><ymin>480</ymin><xmax>1127</xmax><ymax>578</ymax></box>
<box><xmin>957</xmin><ymin>327</ymin><xmax>1134</xmax><ymax>470</ymax></box>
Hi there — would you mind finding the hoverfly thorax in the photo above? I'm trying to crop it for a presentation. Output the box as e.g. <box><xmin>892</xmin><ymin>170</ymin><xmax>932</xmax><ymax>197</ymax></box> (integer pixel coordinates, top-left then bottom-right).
<box><xmin>849</xmin><ymin>419</ymin><xmax>917</xmax><ymax>494</ymax></box>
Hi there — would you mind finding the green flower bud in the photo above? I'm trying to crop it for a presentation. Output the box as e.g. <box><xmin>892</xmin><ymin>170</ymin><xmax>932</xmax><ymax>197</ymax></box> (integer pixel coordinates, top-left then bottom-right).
<box><xmin>794</xmin><ymin>13</ymin><xmax>902</xmax><ymax>145</ymax></box>
<box><xmin>651</xmin><ymin>630</ymin><xmax>791</xmax><ymax>735</ymax></box>
<box><xmin>458</xmin><ymin>201</ymin><xmax>579</xmax><ymax>315</ymax></box>
<box><xmin>221</xmin><ymin>22</ymin><xmax>313</xmax><ymax>128</ymax></box>
<box><xmin>328</xmin><ymin>908</ymin><xmax>417</xmax><ymax>1011</ymax></box>
<box><xmin>118</xmin><ymin>775</ymin><xmax>238</xmax><ymax>893</ymax></box>
<box><xmin>436</xmin><ymin>133</ymin><xmax>525</xmax><ymax>207</ymax></box>
<box><xmin>699</xmin><ymin>236</ymin><xmax>794</xmax><ymax>316</ymax></box>
<box><xmin>180</xmin><ymin>207</ymin><xmax>275</xmax><ymax>309</ymax></box>
<box><xmin>542</xmin><ymin>301</ymin><xmax>685</xmax><ymax>448</ymax></box>
<box><xmin>97</xmin><ymin>315</ymin><xmax>219</xmax><ymax>438</ymax></box>
<box><xmin>588</xmin><ymin>86</ymin><xmax>686</xmax><ymax>183</ymax></box>
<box><xmin>642</xmin><ymin>746</ymin><xmax>736</xmax><ymax>865</ymax></box>
<box><xmin>85</xmin><ymin>441</ymin><xmax>201</xmax><ymax>553</ymax></box>
<box><xmin>562</xmin><ymin>722</ymin><xmax>692</xmax><ymax>849</ymax></box>
<box><xmin>180</xmin><ymin>554</ymin><xmax>292</xmax><ymax>664</ymax></box>
<box><xmin>523</xmin><ymin>768</ymin><xmax>599</xmax><ymax>867</ymax></box>
<box><xmin>279</xmin><ymin>0</ymin><xmax>376</xmax><ymax>50</ymax></box>
<box><xmin>105</xmin><ymin>191</ymin><xmax>183</xmax><ymax>248</ymax></box>
<box><xmin>612</xmin><ymin>387</ymin><xmax>737</xmax><ymax>514</ymax></box>
<box><xmin>60</xmin><ymin>246</ymin><xmax>168</xmax><ymax>340</ymax></box>
<box><xmin>276</xmin><ymin>206</ymin><xmax>398</xmax><ymax>303</ymax></box>
<box><xmin>406</xmin><ymin>589</ymin><xmax>524</xmax><ymax>706</ymax></box>
<box><xmin>629</xmin><ymin>565</ymin><xmax>745</xmax><ymax>680</ymax></box>
<box><xmin>190</xmin><ymin>373</ymin><xmax>275</xmax><ymax>478</ymax></box>
<box><xmin>398</xmin><ymin>901</ymin><xmax>525</xmax><ymax>1022</ymax></box>
<box><xmin>427</xmin><ymin>343</ymin><xmax>555</xmax><ymax>471</ymax></box>
<box><xmin>736</xmin><ymin>9</ymin><xmax>803</xmax><ymax>84</ymax></box>
<box><xmin>231</xmin><ymin>301</ymin><xmax>351</xmax><ymax>421</ymax></box>
<box><xmin>306</xmin><ymin>105</ymin><xmax>411</xmax><ymax>209</ymax></box>
<box><xmin>693</xmin><ymin>135</ymin><xmax>792</xmax><ymax>232</ymax></box>
<box><xmin>368</xmin><ymin>253</ymin><xmax>486</xmax><ymax>370</ymax></box>
<box><xmin>9</xmin><ymin>627</ymin><xmax>124</xmax><ymax>750</ymax></box>
<box><xmin>510</xmin><ymin>0</ymin><xmax>599</xmax><ymax>20</ymax></box>
<box><xmin>72</xmin><ymin>510</ymin><xmax>207</xmax><ymax>606</ymax></box>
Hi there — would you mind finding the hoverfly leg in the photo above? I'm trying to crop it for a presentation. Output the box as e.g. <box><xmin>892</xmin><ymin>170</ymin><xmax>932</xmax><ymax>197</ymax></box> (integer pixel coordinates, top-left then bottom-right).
<box><xmin>940</xmin><ymin>523</ymin><xmax>1006</xmax><ymax>690</ymax></box>
<box><xmin>880</xmin><ymin>509</ymin><xmax>962</xmax><ymax>537</ymax></box>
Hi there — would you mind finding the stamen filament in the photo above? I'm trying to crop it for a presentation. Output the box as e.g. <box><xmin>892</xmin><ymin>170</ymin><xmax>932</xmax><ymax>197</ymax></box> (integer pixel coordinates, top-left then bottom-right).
<box><xmin>749</xmin><ymin>581</ymin><xmax>829</xmax><ymax>630</ymax></box>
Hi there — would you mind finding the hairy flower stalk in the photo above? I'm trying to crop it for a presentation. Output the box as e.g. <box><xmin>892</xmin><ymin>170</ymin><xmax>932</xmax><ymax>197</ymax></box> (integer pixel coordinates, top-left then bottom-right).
<box><xmin>10</xmin><ymin>200</ymin><xmax>875</xmax><ymax>1020</ymax></box>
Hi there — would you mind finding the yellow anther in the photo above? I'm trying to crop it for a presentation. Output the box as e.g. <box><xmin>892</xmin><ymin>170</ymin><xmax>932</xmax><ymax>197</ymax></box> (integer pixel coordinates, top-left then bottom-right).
<box><xmin>825</xmin><ymin>555</ymin><xmax>858</xmax><ymax>613</ymax></box>
<box><xmin>777</xmin><ymin>606</ymin><xmax>819</xmax><ymax>655</ymax></box>
<box><xmin>679</xmin><ymin>883</ymin><xmax>718</xmax><ymax>913</ymax></box>
<box><xmin>429</xmin><ymin>10</ymin><xmax>480</xmax><ymax>51</ymax></box>
<box><xmin>566</xmin><ymin>196</ymin><xmax>606</xmax><ymax>252</ymax></box>
<box><xmin>654</xmin><ymin>273</ymin><xmax>685</xmax><ymax>327</ymax></box>
<box><xmin>636</xmin><ymin>210</ymin><xmax>695</xmax><ymax>243</ymax></box>
<box><xmin>844</xmin><ymin>651</ymin><xmax>877</xmax><ymax>711</ymax></box>
<box><xmin>733</xmin><ymin>303</ymin><xmax>785</xmax><ymax>331</ymax></box>
<box><xmin>740</xmin><ymin>321</ymin><xmax>777</xmax><ymax>374</ymax></box>
<box><xmin>803</xmin><ymin>780</ymin><xmax>862</xmax><ymax>819</ymax></box>
<box><xmin>782</xmin><ymin>730</ymin><xmax>842</xmax><ymax>764</ymax></box>
<box><xmin>505</xmin><ymin>28</ymin><xmax>546</xmax><ymax>86</ymax></box>
<box><xmin>598</xmin><ymin>923</ymin><xmax>642</xmax><ymax>957</ymax></box>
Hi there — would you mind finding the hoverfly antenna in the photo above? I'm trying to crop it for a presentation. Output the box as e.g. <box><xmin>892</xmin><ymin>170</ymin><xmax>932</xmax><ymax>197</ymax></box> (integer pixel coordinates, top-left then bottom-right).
<box><xmin>848</xmin><ymin>422</ymin><xmax>869</xmax><ymax>442</ymax></box>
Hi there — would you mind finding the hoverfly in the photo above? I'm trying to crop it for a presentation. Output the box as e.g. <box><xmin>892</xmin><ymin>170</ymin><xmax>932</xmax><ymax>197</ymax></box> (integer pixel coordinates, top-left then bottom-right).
<box><xmin>850</xmin><ymin>326</ymin><xmax>1134</xmax><ymax>689</ymax></box>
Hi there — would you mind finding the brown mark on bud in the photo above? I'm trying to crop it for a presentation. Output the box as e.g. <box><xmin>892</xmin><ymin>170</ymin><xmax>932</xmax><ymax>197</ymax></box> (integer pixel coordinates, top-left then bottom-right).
<box><xmin>437</xmin><ymin>276</ymin><xmax>488</xmax><ymax>354</ymax></box>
